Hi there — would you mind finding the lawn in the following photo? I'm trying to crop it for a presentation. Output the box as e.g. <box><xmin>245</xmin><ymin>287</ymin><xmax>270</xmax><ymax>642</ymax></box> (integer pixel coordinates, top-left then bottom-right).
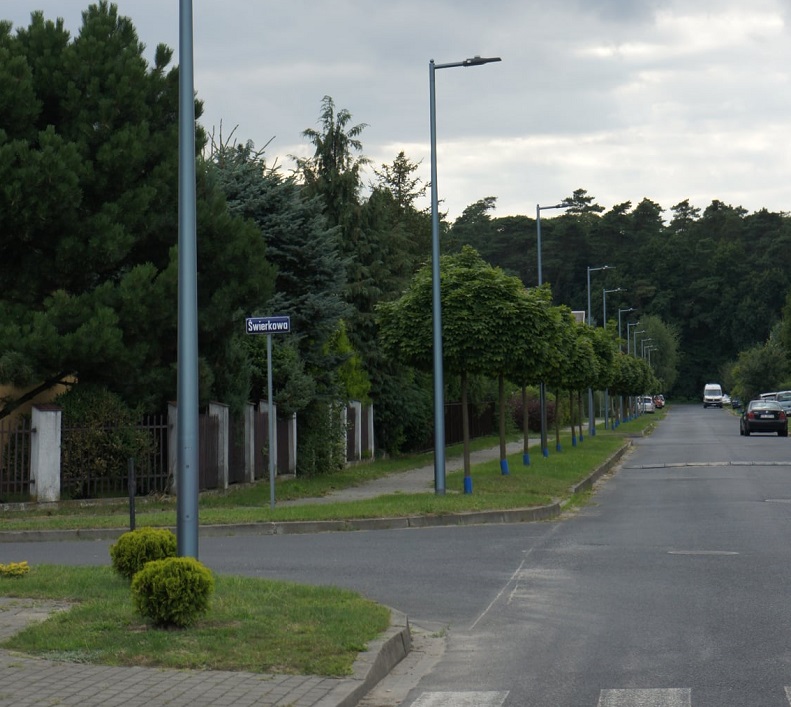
<box><xmin>0</xmin><ymin>565</ymin><xmax>390</xmax><ymax>676</ymax></box>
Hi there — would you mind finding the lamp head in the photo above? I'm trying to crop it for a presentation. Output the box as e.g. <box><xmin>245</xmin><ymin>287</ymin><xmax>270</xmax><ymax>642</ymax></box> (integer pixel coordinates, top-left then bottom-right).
<box><xmin>463</xmin><ymin>55</ymin><xmax>502</xmax><ymax>66</ymax></box>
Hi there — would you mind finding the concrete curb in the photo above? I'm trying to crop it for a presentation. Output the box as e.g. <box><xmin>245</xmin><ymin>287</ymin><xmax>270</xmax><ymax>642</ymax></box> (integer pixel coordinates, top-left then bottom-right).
<box><xmin>315</xmin><ymin>609</ymin><xmax>412</xmax><ymax>707</ymax></box>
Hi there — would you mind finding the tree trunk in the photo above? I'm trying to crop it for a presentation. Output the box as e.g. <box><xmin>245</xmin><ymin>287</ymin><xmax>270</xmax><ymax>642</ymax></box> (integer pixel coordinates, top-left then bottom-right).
<box><xmin>499</xmin><ymin>374</ymin><xmax>508</xmax><ymax>474</ymax></box>
<box><xmin>462</xmin><ymin>371</ymin><xmax>471</xmax><ymax>482</ymax></box>
<box><xmin>554</xmin><ymin>389</ymin><xmax>561</xmax><ymax>451</ymax></box>
<box><xmin>569</xmin><ymin>390</ymin><xmax>576</xmax><ymax>445</ymax></box>
<box><xmin>522</xmin><ymin>385</ymin><xmax>530</xmax><ymax>464</ymax></box>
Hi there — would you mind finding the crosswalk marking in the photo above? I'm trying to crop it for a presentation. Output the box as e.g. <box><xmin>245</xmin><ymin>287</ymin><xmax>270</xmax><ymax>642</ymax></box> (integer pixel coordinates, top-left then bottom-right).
<box><xmin>410</xmin><ymin>691</ymin><xmax>508</xmax><ymax>707</ymax></box>
<box><xmin>598</xmin><ymin>689</ymin><xmax>691</xmax><ymax>706</ymax></box>
<box><xmin>408</xmin><ymin>686</ymin><xmax>791</xmax><ymax>705</ymax></box>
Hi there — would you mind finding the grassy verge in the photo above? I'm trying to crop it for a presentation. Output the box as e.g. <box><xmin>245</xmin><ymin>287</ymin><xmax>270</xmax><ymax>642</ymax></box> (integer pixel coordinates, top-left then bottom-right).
<box><xmin>0</xmin><ymin>565</ymin><xmax>390</xmax><ymax>675</ymax></box>
<box><xmin>0</xmin><ymin>415</ymin><xmax>661</xmax><ymax>532</ymax></box>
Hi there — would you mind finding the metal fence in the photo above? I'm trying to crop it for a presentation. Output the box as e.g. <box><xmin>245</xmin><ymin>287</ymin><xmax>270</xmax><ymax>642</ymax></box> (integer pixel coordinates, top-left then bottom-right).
<box><xmin>444</xmin><ymin>401</ymin><xmax>496</xmax><ymax>446</ymax></box>
<box><xmin>0</xmin><ymin>416</ymin><xmax>32</xmax><ymax>502</ymax></box>
<box><xmin>60</xmin><ymin>415</ymin><xmax>169</xmax><ymax>500</ymax></box>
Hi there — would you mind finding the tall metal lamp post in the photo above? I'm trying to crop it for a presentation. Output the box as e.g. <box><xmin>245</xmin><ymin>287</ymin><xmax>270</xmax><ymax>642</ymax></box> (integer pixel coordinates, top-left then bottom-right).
<box><xmin>536</xmin><ymin>202</ymin><xmax>567</xmax><ymax>456</ymax></box>
<box><xmin>617</xmin><ymin>308</ymin><xmax>635</xmax><ymax>423</ymax></box>
<box><xmin>602</xmin><ymin>287</ymin><xmax>624</xmax><ymax>429</ymax></box>
<box><xmin>586</xmin><ymin>265</ymin><xmax>612</xmax><ymax>436</ymax></box>
<box><xmin>176</xmin><ymin>0</ymin><xmax>199</xmax><ymax>559</ymax></box>
<box><xmin>430</xmin><ymin>55</ymin><xmax>501</xmax><ymax>495</ymax></box>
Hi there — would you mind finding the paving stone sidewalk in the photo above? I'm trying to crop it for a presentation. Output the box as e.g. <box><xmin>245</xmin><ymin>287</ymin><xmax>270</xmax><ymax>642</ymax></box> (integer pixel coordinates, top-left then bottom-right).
<box><xmin>0</xmin><ymin>596</ymin><xmax>411</xmax><ymax>707</ymax></box>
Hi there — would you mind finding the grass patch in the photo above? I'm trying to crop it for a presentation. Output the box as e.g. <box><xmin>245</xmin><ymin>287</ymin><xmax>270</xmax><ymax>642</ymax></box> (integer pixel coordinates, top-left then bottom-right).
<box><xmin>0</xmin><ymin>426</ymin><xmax>641</xmax><ymax>531</ymax></box>
<box><xmin>0</xmin><ymin>565</ymin><xmax>390</xmax><ymax>676</ymax></box>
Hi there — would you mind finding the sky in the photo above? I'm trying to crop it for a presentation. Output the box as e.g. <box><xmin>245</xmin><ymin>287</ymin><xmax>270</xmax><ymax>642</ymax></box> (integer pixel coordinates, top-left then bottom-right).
<box><xmin>5</xmin><ymin>0</ymin><xmax>791</xmax><ymax>222</ymax></box>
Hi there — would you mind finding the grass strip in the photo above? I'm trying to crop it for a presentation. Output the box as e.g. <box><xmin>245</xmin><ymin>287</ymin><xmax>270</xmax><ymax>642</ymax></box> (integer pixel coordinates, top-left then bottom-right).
<box><xmin>0</xmin><ymin>417</ymin><xmax>659</xmax><ymax>531</ymax></box>
<box><xmin>0</xmin><ymin>565</ymin><xmax>390</xmax><ymax>676</ymax></box>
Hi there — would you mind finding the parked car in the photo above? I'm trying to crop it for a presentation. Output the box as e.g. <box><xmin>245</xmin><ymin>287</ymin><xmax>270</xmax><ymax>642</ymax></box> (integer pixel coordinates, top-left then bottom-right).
<box><xmin>640</xmin><ymin>395</ymin><xmax>655</xmax><ymax>413</ymax></box>
<box><xmin>740</xmin><ymin>399</ymin><xmax>788</xmax><ymax>437</ymax></box>
<box><xmin>653</xmin><ymin>394</ymin><xmax>665</xmax><ymax>409</ymax></box>
<box><xmin>722</xmin><ymin>393</ymin><xmax>731</xmax><ymax>406</ymax></box>
<box><xmin>775</xmin><ymin>390</ymin><xmax>791</xmax><ymax>415</ymax></box>
<box><xmin>731</xmin><ymin>397</ymin><xmax>742</xmax><ymax>410</ymax></box>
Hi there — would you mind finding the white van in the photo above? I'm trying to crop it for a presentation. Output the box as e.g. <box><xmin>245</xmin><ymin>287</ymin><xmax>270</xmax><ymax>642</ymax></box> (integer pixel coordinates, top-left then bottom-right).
<box><xmin>703</xmin><ymin>383</ymin><xmax>723</xmax><ymax>408</ymax></box>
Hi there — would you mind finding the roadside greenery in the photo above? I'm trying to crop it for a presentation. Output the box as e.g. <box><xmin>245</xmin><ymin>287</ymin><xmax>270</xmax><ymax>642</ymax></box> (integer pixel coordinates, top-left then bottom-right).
<box><xmin>0</xmin><ymin>565</ymin><xmax>390</xmax><ymax>676</ymax></box>
<box><xmin>0</xmin><ymin>419</ymin><xmax>659</xmax><ymax>532</ymax></box>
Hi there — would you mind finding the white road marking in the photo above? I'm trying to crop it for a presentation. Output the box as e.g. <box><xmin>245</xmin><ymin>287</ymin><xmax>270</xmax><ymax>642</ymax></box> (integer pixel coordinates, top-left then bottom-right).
<box><xmin>598</xmin><ymin>688</ymin><xmax>691</xmax><ymax>706</ymax></box>
<box><xmin>410</xmin><ymin>691</ymin><xmax>508</xmax><ymax>707</ymax></box>
<box><xmin>667</xmin><ymin>550</ymin><xmax>739</xmax><ymax>555</ymax></box>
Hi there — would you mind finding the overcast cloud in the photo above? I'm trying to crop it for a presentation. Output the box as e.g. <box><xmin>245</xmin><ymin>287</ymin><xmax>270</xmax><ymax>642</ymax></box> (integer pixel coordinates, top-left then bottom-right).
<box><xmin>5</xmin><ymin>0</ymin><xmax>791</xmax><ymax>221</ymax></box>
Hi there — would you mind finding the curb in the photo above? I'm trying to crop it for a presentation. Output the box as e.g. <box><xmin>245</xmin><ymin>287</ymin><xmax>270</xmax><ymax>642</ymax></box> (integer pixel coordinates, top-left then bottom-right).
<box><xmin>315</xmin><ymin>609</ymin><xmax>412</xmax><ymax>707</ymax></box>
<box><xmin>0</xmin><ymin>440</ymin><xmax>631</xmax><ymax>544</ymax></box>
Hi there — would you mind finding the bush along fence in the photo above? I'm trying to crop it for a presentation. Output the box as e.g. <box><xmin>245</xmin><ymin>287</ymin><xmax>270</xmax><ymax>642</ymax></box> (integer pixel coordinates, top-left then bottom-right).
<box><xmin>0</xmin><ymin>400</ymin><xmax>375</xmax><ymax>504</ymax></box>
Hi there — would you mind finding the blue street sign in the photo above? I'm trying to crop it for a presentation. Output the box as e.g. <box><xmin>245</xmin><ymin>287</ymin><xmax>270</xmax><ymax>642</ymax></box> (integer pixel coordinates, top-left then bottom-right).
<box><xmin>246</xmin><ymin>316</ymin><xmax>291</xmax><ymax>334</ymax></box>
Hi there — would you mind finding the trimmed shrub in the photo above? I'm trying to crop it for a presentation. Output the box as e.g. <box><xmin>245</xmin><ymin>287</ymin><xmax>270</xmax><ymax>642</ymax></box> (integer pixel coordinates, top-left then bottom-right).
<box><xmin>131</xmin><ymin>557</ymin><xmax>215</xmax><ymax>628</ymax></box>
<box><xmin>0</xmin><ymin>561</ymin><xmax>30</xmax><ymax>578</ymax></box>
<box><xmin>110</xmin><ymin>527</ymin><xmax>177</xmax><ymax>580</ymax></box>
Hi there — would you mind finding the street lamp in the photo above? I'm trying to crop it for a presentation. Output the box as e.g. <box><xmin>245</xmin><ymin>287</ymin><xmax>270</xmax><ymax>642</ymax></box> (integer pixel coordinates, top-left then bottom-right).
<box><xmin>586</xmin><ymin>265</ymin><xmax>613</xmax><ymax>436</ymax></box>
<box><xmin>617</xmin><ymin>308</ymin><xmax>635</xmax><ymax>424</ymax></box>
<box><xmin>618</xmin><ymin>308</ymin><xmax>635</xmax><ymax>352</ymax></box>
<box><xmin>602</xmin><ymin>288</ymin><xmax>624</xmax><ymax>430</ymax></box>
<box><xmin>177</xmin><ymin>0</ymin><xmax>199</xmax><ymax>559</ymax></box>
<box><xmin>430</xmin><ymin>55</ymin><xmax>501</xmax><ymax>496</ymax></box>
<box><xmin>536</xmin><ymin>202</ymin><xmax>567</xmax><ymax>457</ymax></box>
<box><xmin>641</xmin><ymin>338</ymin><xmax>654</xmax><ymax>358</ymax></box>
<box><xmin>632</xmin><ymin>329</ymin><xmax>645</xmax><ymax>357</ymax></box>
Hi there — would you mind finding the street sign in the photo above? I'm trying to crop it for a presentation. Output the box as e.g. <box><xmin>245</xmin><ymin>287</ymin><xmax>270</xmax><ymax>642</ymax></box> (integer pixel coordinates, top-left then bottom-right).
<box><xmin>245</xmin><ymin>315</ymin><xmax>291</xmax><ymax>509</ymax></box>
<box><xmin>246</xmin><ymin>316</ymin><xmax>291</xmax><ymax>334</ymax></box>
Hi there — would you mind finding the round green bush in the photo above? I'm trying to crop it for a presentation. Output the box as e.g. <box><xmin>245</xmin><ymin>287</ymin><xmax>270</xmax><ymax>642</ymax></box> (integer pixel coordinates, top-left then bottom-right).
<box><xmin>131</xmin><ymin>557</ymin><xmax>215</xmax><ymax>628</ymax></box>
<box><xmin>109</xmin><ymin>527</ymin><xmax>177</xmax><ymax>580</ymax></box>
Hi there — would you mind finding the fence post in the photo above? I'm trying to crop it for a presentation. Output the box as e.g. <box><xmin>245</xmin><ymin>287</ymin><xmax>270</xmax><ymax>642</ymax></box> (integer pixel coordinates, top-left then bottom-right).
<box><xmin>208</xmin><ymin>402</ymin><xmax>229</xmax><ymax>490</ymax></box>
<box><xmin>365</xmin><ymin>404</ymin><xmax>375</xmax><ymax>459</ymax></box>
<box><xmin>30</xmin><ymin>405</ymin><xmax>61</xmax><ymax>503</ymax></box>
<box><xmin>244</xmin><ymin>402</ymin><xmax>255</xmax><ymax>483</ymax></box>
<box><xmin>168</xmin><ymin>402</ymin><xmax>178</xmax><ymax>494</ymax></box>
<box><xmin>285</xmin><ymin>413</ymin><xmax>297</xmax><ymax>473</ymax></box>
<box><xmin>259</xmin><ymin>400</ymin><xmax>278</xmax><ymax>476</ymax></box>
<box><xmin>350</xmin><ymin>400</ymin><xmax>362</xmax><ymax>462</ymax></box>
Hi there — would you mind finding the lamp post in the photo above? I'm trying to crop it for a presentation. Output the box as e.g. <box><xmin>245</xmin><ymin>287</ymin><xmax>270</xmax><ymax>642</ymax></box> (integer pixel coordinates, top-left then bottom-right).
<box><xmin>536</xmin><ymin>202</ymin><xmax>567</xmax><ymax>457</ymax></box>
<box><xmin>631</xmin><ymin>328</ymin><xmax>645</xmax><ymax>416</ymax></box>
<box><xmin>176</xmin><ymin>0</ymin><xmax>199</xmax><ymax>559</ymax></box>
<box><xmin>602</xmin><ymin>287</ymin><xmax>624</xmax><ymax>430</ymax></box>
<box><xmin>641</xmin><ymin>337</ymin><xmax>654</xmax><ymax>358</ymax></box>
<box><xmin>586</xmin><ymin>265</ymin><xmax>613</xmax><ymax>436</ymax></box>
<box><xmin>430</xmin><ymin>55</ymin><xmax>501</xmax><ymax>496</ymax></box>
<box><xmin>632</xmin><ymin>329</ymin><xmax>645</xmax><ymax>357</ymax></box>
<box><xmin>617</xmin><ymin>307</ymin><xmax>635</xmax><ymax>424</ymax></box>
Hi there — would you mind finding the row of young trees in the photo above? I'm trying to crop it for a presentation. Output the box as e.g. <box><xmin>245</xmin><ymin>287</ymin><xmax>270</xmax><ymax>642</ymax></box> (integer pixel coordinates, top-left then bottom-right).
<box><xmin>378</xmin><ymin>247</ymin><xmax>658</xmax><ymax>476</ymax></box>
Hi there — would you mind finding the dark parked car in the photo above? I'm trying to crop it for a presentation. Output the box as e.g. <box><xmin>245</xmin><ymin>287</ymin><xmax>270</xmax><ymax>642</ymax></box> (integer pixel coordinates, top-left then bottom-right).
<box><xmin>740</xmin><ymin>400</ymin><xmax>788</xmax><ymax>436</ymax></box>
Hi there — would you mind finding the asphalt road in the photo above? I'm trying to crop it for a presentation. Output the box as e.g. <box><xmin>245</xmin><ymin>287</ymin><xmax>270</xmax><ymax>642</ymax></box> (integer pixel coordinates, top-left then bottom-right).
<box><xmin>7</xmin><ymin>405</ymin><xmax>791</xmax><ymax>706</ymax></box>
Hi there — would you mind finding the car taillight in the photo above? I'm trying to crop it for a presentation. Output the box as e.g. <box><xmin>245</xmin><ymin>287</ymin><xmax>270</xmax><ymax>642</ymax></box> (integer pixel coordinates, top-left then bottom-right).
<box><xmin>781</xmin><ymin>411</ymin><xmax>787</xmax><ymax>420</ymax></box>
<box><xmin>748</xmin><ymin>411</ymin><xmax>755</xmax><ymax>419</ymax></box>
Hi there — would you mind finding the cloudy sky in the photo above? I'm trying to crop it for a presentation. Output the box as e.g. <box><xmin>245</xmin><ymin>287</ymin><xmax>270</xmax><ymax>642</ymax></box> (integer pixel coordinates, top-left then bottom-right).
<box><xmin>5</xmin><ymin>0</ymin><xmax>791</xmax><ymax>222</ymax></box>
